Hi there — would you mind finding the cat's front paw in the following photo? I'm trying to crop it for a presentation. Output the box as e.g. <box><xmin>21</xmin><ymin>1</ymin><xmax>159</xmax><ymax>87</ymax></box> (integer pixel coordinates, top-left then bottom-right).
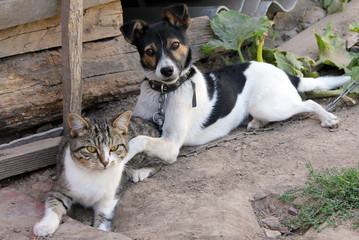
<box><xmin>33</xmin><ymin>220</ymin><xmax>59</xmax><ymax>237</ymax></box>
<box><xmin>97</xmin><ymin>223</ymin><xmax>111</xmax><ymax>232</ymax></box>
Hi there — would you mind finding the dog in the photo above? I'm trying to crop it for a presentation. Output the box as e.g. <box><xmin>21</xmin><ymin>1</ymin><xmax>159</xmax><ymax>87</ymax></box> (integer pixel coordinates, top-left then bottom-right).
<box><xmin>120</xmin><ymin>4</ymin><xmax>350</xmax><ymax>180</ymax></box>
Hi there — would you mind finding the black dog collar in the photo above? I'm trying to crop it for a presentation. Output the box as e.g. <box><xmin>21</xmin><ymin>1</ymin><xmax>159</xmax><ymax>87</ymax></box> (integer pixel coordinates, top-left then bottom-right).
<box><xmin>145</xmin><ymin>66</ymin><xmax>196</xmax><ymax>93</ymax></box>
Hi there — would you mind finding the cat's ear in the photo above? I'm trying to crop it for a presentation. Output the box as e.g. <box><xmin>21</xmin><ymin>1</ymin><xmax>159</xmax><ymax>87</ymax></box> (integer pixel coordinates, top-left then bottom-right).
<box><xmin>120</xmin><ymin>19</ymin><xmax>149</xmax><ymax>45</ymax></box>
<box><xmin>162</xmin><ymin>4</ymin><xmax>190</xmax><ymax>29</ymax></box>
<box><xmin>112</xmin><ymin>110</ymin><xmax>132</xmax><ymax>134</ymax></box>
<box><xmin>68</xmin><ymin>113</ymin><xmax>90</xmax><ymax>137</ymax></box>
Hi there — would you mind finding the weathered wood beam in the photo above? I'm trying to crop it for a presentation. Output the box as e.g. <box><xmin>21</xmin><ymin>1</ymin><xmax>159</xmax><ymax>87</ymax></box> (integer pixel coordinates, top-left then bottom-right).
<box><xmin>0</xmin><ymin>1</ymin><xmax>122</xmax><ymax>58</ymax></box>
<box><xmin>0</xmin><ymin>137</ymin><xmax>61</xmax><ymax>180</ymax></box>
<box><xmin>62</xmin><ymin>0</ymin><xmax>84</xmax><ymax>134</ymax></box>
<box><xmin>0</xmin><ymin>16</ymin><xmax>213</xmax><ymax>136</ymax></box>
<box><xmin>0</xmin><ymin>0</ymin><xmax>117</xmax><ymax>31</ymax></box>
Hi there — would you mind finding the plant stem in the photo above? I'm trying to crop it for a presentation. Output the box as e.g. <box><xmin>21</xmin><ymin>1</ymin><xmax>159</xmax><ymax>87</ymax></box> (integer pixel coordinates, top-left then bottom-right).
<box><xmin>257</xmin><ymin>33</ymin><xmax>267</xmax><ymax>62</ymax></box>
<box><xmin>237</xmin><ymin>41</ymin><xmax>245</xmax><ymax>63</ymax></box>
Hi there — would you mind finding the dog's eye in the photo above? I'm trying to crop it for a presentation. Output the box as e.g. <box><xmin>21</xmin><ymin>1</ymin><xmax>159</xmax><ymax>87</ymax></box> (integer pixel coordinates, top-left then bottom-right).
<box><xmin>171</xmin><ymin>42</ymin><xmax>180</xmax><ymax>50</ymax></box>
<box><xmin>145</xmin><ymin>48</ymin><xmax>155</xmax><ymax>56</ymax></box>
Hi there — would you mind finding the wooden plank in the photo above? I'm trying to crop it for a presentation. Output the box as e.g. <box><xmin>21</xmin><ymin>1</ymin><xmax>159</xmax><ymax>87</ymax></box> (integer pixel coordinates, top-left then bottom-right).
<box><xmin>0</xmin><ymin>0</ymin><xmax>117</xmax><ymax>31</ymax></box>
<box><xmin>62</xmin><ymin>0</ymin><xmax>84</xmax><ymax>135</ymax></box>
<box><xmin>0</xmin><ymin>1</ymin><xmax>122</xmax><ymax>58</ymax></box>
<box><xmin>278</xmin><ymin>0</ymin><xmax>359</xmax><ymax>59</ymax></box>
<box><xmin>0</xmin><ymin>127</ymin><xmax>62</xmax><ymax>151</ymax></box>
<box><xmin>0</xmin><ymin>16</ymin><xmax>213</xmax><ymax>135</ymax></box>
<box><xmin>0</xmin><ymin>137</ymin><xmax>61</xmax><ymax>180</ymax></box>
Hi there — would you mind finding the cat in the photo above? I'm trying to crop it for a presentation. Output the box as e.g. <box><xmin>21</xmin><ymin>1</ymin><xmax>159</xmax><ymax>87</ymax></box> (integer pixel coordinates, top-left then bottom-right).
<box><xmin>33</xmin><ymin>111</ymin><xmax>162</xmax><ymax>236</ymax></box>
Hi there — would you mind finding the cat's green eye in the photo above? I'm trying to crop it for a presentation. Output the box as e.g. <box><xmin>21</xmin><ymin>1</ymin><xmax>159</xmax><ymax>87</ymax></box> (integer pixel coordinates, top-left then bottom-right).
<box><xmin>87</xmin><ymin>146</ymin><xmax>97</xmax><ymax>153</ymax></box>
<box><xmin>110</xmin><ymin>145</ymin><xmax>119</xmax><ymax>152</ymax></box>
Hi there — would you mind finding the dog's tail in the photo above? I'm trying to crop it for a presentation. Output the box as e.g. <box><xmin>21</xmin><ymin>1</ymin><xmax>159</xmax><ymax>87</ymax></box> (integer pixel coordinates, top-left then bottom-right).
<box><xmin>297</xmin><ymin>75</ymin><xmax>351</xmax><ymax>92</ymax></box>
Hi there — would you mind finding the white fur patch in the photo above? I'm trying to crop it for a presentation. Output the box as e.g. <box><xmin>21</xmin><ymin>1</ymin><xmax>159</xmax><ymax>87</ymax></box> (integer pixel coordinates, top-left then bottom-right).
<box><xmin>155</xmin><ymin>54</ymin><xmax>180</xmax><ymax>81</ymax></box>
<box><xmin>33</xmin><ymin>208</ymin><xmax>60</xmax><ymax>236</ymax></box>
<box><xmin>63</xmin><ymin>147</ymin><xmax>124</xmax><ymax>208</ymax></box>
<box><xmin>131</xmin><ymin>168</ymin><xmax>154</xmax><ymax>182</ymax></box>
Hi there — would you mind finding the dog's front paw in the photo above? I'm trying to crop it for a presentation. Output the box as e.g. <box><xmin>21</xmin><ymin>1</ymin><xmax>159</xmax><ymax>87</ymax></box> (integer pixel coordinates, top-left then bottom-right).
<box><xmin>247</xmin><ymin>119</ymin><xmax>269</xmax><ymax>131</ymax></box>
<box><xmin>321</xmin><ymin>113</ymin><xmax>339</xmax><ymax>128</ymax></box>
<box><xmin>132</xmin><ymin>168</ymin><xmax>154</xmax><ymax>182</ymax></box>
<box><xmin>33</xmin><ymin>220</ymin><xmax>59</xmax><ymax>237</ymax></box>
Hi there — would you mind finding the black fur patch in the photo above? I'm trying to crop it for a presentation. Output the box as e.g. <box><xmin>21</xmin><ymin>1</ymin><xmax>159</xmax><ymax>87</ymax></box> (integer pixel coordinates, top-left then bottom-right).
<box><xmin>286</xmin><ymin>72</ymin><xmax>300</xmax><ymax>89</ymax></box>
<box><xmin>203</xmin><ymin>73</ymin><xmax>215</xmax><ymax>100</ymax></box>
<box><xmin>202</xmin><ymin>62</ymin><xmax>250</xmax><ymax>128</ymax></box>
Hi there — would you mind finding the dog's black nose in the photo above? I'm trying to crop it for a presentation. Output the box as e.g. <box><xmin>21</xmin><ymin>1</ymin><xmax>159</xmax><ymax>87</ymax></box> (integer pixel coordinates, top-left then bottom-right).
<box><xmin>161</xmin><ymin>66</ymin><xmax>174</xmax><ymax>77</ymax></box>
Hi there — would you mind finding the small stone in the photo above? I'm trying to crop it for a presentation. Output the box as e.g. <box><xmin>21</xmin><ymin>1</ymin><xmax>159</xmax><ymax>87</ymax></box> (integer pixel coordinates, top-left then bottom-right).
<box><xmin>264</xmin><ymin>229</ymin><xmax>282</xmax><ymax>239</ymax></box>
<box><xmin>253</xmin><ymin>192</ymin><xmax>267</xmax><ymax>201</ymax></box>
<box><xmin>261</xmin><ymin>216</ymin><xmax>289</xmax><ymax>234</ymax></box>
<box><xmin>261</xmin><ymin>216</ymin><xmax>281</xmax><ymax>230</ymax></box>
<box><xmin>288</xmin><ymin>206</ymin><xmax>298</xmax><ymax>216</ymax></box>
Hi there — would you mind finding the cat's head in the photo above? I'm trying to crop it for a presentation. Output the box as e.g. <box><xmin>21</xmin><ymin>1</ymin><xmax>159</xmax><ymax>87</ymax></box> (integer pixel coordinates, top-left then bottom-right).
<box><xmin>67</xmin><ymin>111</ymin><xmax>132</xmax><ymax>171</ymax></box>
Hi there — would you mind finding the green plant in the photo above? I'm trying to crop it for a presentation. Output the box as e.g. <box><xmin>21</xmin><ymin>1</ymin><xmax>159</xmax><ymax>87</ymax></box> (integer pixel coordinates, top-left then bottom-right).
<box><xmin>203</xmin><ymin>11</ymin><xmax>359</xmax><ymax>93</ymax></box>
<box><xmin>349</xmin><ymin>23</ymin><xmax>359</xmax><ymax>33</ymax></box>
<box><xmin>314</xmin><ymin>22</ymin><xmax>357</xmax><ymax>71</ymax></box>
<box><xmin>279</xmin><ymin>163</ymin><xmax>359</xmax><ymax>232</ymax></box>
<box><xmin>201</xmin><ymin>10</ymin><xmax>272</xmax><ymax>62</ymax></box>
<box><xmin>323</xmin><ymin>0</ymin><xmax>348</xmax><ymax>14</ymax></box>
<box><xmin>261</xmin><ymin>48</ymin><xmax>318</xmax><ymax>77</ymax></box>
<box><xmin>314</xmin><ymin>22</ymin><xmax>359</xmax><ymax>93</ymax></box>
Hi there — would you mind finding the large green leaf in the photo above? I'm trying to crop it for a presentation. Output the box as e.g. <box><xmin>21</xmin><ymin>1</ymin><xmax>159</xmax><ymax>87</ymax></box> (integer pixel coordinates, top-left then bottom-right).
<box><xmin>262</xmin><ymin>49</ymin><xmax>317</xmax><ymax>77</ymax></box>
<box><xmin>323</xmin><ymin>0</ymin><xmax>347</xmax><ymax>14</ymax></box>
<box><xmin>202</xmin><ymin>10</ymin><xmax>272</xmax><ymax>54</ymax></box>
<box><xmin>314</xmin><ymin>22</ymin><xmax>356</xmax><ymax>70</ymax></box>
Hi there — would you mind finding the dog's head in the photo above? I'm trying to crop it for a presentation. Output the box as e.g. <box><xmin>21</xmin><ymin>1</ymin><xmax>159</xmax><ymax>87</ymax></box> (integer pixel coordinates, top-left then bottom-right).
<box><xmin>120</xmin><ymin>4</ymin><xmax>192</xmax><ymax>83</ymax></box>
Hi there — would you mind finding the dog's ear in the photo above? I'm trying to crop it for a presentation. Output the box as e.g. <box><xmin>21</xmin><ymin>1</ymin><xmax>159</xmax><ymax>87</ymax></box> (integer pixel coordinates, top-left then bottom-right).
<box><xmin>120</xmin><ymin>20</ymin><xmax>149</xmax><ymax>45</ymax></box>
<box><xmin>162</xmin><ymin>4</ymin><xmax>190</xmax><ymax>30</ymax></box>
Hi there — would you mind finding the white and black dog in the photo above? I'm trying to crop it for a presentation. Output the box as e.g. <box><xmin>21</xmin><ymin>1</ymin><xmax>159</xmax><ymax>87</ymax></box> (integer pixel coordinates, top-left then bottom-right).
<box><xmin>120</xmin><ymin>4</ymin><xmax>350</xmax><ymax>180</ymax></box>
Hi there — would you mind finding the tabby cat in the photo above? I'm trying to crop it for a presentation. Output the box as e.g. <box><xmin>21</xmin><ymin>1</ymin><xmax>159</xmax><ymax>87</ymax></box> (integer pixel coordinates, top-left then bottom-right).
<box><xmin>33</xmin><ymin>111</ymin><xmax>161</xmax><ymax>236</ymax></box>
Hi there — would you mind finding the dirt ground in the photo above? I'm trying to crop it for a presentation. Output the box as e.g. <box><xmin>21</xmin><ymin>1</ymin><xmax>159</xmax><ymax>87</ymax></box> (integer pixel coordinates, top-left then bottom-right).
<box><xmin>4</xmin><ymin>98</ymin><xmax>359</xmax><ymax>240</ymax></box>
<box><xmin>1</xmin><ymin>0</ymin><xmax>359</xmax><ymax>239</ymax></box>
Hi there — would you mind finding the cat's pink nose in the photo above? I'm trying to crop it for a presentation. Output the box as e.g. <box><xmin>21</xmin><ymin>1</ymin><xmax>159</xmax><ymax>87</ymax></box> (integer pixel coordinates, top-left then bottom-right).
<box><xmin>102</xmin><ymin>160</ymin><xmax>109</xmax><ymax>167</ymax></box>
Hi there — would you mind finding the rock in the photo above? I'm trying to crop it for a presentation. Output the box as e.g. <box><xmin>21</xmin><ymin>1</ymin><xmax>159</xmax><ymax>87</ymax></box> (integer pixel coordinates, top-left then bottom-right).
<box><xmin>264</xmin><ymin>229</ymin><xmax>282</xmax><ymax>239</ymax></box>
<box><xmin>261</xmin><ymin>216</ymin><xmax>289</xmax><ymax>234</ymax></box>
<box><xmin>253</xmin><ymin>193</ymin><xmax>267</xmax><ymax>201</ymax></box>
<box><xmin>288</xmin><ymin>206</ymin><xmax>298</xmax><ymax>216</ymax></box>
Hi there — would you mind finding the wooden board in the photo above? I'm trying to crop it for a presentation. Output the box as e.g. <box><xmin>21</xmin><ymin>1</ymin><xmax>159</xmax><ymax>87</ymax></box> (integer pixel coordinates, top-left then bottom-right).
<box><xmin>278</xmin><ymin>0</ymin><xmax>359</xmax><ymax>59</ymax></box>
<box><xmin>0</xmin><ymin>137</ymin><xmax>61</xmax><ymax>180</ymax></box>
<box><xmin>62</xmin><ymin>0</ymin><xmax>84</xmax><ymax>134</ymax></box>
<box><xmin>0</xmin><ymin>16</ymin><xmax>213</xmax><ymax>135</ymax></box>
<box><xmin>0</xmin><ymin>0</ymin><xmax>117</xmax><ymax>31</ymax></box>
<box><xmin>0</xmin><ymin>1</ymin><xmax>122</xmax><ymax>58</ymax></box>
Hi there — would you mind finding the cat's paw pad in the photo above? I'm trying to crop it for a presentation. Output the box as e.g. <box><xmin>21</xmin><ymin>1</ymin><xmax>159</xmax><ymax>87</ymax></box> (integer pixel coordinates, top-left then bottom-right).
<box><xmin>131</xmin><ymin>168</ymin><xmax>153</xmax><ymax>182</ymax></box>
<box><xmin>33</xmin><ymin>221</ymin><xmax>58</xmax><ymax>237</ymax></box>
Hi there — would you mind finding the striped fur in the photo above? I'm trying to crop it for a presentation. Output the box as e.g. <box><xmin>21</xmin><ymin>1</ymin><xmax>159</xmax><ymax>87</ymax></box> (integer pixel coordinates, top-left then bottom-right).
<box><xmin>33</xmin><ymin>112</ymin><xmax>132</xmax><ymax>236</ymax></box>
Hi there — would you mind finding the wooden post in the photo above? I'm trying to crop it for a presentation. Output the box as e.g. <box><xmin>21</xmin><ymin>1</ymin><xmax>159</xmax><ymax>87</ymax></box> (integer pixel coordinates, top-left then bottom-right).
<box><xmin>62</xmin><ymin>0</ymin><xmax>83</xmax><ymax>134</ymax></box>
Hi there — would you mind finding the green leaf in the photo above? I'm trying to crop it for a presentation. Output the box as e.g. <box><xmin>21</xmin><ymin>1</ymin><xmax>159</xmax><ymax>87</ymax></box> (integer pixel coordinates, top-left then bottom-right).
<box><xmin>348</xmin><ymin>23</ymin><xmax>359</xmax><ymax>33</ymax></box>
<box><xmin>344</xmin><ymin>66</ymin><xmax>359</xmax><ymax>93</ymax></box>
<box><xmin>323</xmin><ymin>0</ymin><xmax>347</xmax><ymax>14</ymax></box>
<box><xmin>202</xmin><ymin>10</ymin><xmax>272</xmax><ymax>59</ymax></box>
<box><xmin>314</xmin><ymin>22</ymin><xmax>354</xmax><ymax>69</ymax></box>
<box><xmin>262</xmin><ymin>48</ymin><xmax>316</xmax><ymax>77</ymax></box>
